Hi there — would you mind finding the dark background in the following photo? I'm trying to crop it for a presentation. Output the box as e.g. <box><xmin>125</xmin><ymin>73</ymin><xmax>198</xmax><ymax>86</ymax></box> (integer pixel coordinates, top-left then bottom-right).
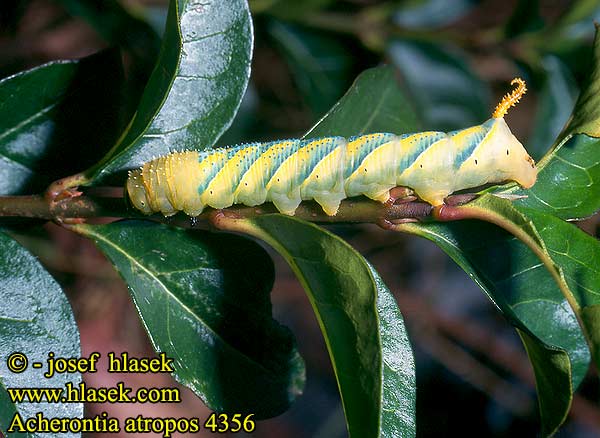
<box><xmin>1</xmin><ymin>0</ymin><xmax>599</xmax><ymax>436</ymax></box>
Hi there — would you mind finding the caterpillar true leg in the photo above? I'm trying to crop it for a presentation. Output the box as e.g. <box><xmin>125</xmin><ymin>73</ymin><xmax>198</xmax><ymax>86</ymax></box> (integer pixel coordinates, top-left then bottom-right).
<box><xmin>383</xmin><ymin>187</ymin><xmax>416</xmax><ymax>208</ymax></box>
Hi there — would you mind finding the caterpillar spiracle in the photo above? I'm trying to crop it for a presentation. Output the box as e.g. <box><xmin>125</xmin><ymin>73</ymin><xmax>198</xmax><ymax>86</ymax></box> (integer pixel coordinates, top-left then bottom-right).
<box><xmin>127</xmin><ymin>78</ymin><xmax>537</xmax><ymax>217</ymax></box>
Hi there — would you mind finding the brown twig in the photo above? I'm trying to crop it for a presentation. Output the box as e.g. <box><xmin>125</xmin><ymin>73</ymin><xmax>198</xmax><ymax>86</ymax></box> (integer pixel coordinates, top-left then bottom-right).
<box><xmin>0</xmin><ymin>192</ymin><xmax>435</xmax><ymax>224</ymax></box>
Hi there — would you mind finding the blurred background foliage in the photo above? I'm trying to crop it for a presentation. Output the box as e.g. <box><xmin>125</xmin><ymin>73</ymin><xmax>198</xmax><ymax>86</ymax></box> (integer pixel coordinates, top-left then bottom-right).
<box><xmin>1</xmin><ymin>0</ymin><xmax>600</xmax><ymax>436</ymax></box>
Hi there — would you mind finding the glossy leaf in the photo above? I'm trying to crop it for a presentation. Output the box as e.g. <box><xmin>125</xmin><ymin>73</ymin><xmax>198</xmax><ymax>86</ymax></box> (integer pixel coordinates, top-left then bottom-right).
<box><xmin>76</xmin><ymin>221</ymin><xmax>304</xmax><ymax>418</ymax></box>
<box><xmin>503</xmin><ymin>133</ymin><xmax>600</xmax><ymax>220</ymax></box>
<box><xmin>219</xmin><ymin>215</ymin><xmax>416</xmax><ymax>438</ymax></box>
<box><xmin>432</xmin><ymin>193</ymin><xmax>600</xmax><ymax>373</ymax></box>
<box><xmin>0</xmin><ymin>231</ymin><xmax>82</xmax><ymax>437</ymax></box>
<box><xmin>0</xmin><ymin>50</ymin><xmax>124</xmax><ymax>195</ymax></box>
<box><xmin>89</xmin><ymin>0</ymin><xmax>253</xmax><ymax>183</ymax></box>
<box><xmin>397</xmin><ymin>215</ymin><xmax>580</xmax><ymax>438</ymax></box>
<box><xmin>515</xmin><ymin>206</ymin><xmax>600</xmax><ymax>364</ymax></box>
<box><xmin>304</xmin><ymin>65</ymin><xmax>584</xmax><ymax>437</ymax></box>
<box><xmin>267</xmin><ymin>20</ymin><xmax>354</xmax><ymax>117</ymax></box>
<box><xmin>441</xmin><ymin>195</ymin><xmax>600</xmax><ymax>375</ymax></box>
<box><xmin>230</xmin><ymin>66</ymin><xmax>419</xmax><ymax>435</ymax></box>
<box><xmin>499</xmin><ymin>28</ymin><xmax>600</xmax><ymax>219</ymax></box>
<box><xmin>371</xmin><ymin>264</ymin><xmax>416</xmax><ymax>437</ymax></box>
<box><xmin>387</xmin><ymin>40</ymin><xmax>490</xmax><ymax>131</ymax></box>
<box><xmin>305</xmin><ymin>66</ymin><xmax>419</xmax><ymax>138</ymax></box>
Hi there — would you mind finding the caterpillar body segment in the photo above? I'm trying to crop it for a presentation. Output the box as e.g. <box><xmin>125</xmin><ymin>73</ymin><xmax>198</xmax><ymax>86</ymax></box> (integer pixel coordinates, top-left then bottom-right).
<box><xmin>127</xmin><ymin>78</ymin><xmax>537</xmax><ymax>217</ymax></box>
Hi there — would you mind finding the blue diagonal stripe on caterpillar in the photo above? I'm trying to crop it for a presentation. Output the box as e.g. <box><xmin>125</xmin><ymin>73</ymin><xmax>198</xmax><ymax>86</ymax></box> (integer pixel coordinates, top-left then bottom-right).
<box><xmin>127</xmin><ymin>77</ymin><xmax>536</xmax><ymax>217</ymax></box>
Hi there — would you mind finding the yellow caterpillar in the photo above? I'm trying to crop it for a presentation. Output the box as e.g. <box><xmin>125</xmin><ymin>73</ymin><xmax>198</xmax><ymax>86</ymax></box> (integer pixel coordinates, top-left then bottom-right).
<box><xmin>127</xmin><ymin>78</ymin><xmax>536</xmax><ymax>216</ymax></box>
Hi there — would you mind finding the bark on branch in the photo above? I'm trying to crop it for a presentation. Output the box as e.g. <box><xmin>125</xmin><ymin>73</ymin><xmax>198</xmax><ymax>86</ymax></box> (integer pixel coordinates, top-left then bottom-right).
<box><xmin>0</xmin><ymin>193</ymin><xmax>434</xmax><ymax>224</ymax></box>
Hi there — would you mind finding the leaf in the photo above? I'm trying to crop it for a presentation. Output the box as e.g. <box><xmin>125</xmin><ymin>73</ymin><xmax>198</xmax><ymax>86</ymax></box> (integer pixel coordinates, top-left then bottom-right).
<box><xmin>551</xmin><ymin>0</ymin><xmax>600</xmax><ymax>43</ymax></box>
<box><xmin>220</xmin><ymin>67</ymin><xmax>419</xmax><ymax>435</ymax></box>
<box><xmin>516</xmin><ymin>206</ymin><xmax>600</xmax><ymax>364</ymax></box>
<box><xmin>305</xmin><ymin>66</ymin><xmax>420</xmax><ymax>138</ymax></box>
<box><xmin>397</xmin><ymin>216</ymin><xmax>580</xmax><ymax>437</ymax></box>
<box><xmin>387</xmin><ymin>40</ymin><xmax>490</xmax><ymax>131</ymax></box>
<box><xmin>56</xmin><ymin>0</ymin><xmax>160</xmax><ymax>66</ymax></box>
<box><xmin>426</xmin><ymin>193</ymin><xmax>600</xmax><ymax>374</ymax></box>
<box><xmin>504</xmin><ymin>0</ymin><xmax>544</xmax><ymax>38</ymax></box>
<box><xmin>370</xmin><ymin>264</ymin><xmax>416</xmax><ymax>437</ymax></box>
<box><xmin>304</xmin><ymin>67</ymin><xmax>583</xmax><ymax>437</ymax></box>
<box><xmin>0</xmin><ymin>231</ymin><xmax>82</xmax><ymax>437</ymax></box>
<box><xmin>0</xmin><ymin>379</ymin><xmax>28</xmax><ymax>438</ymax></box>
<box><xmin>267</xmin><ymin>20</ymin><xmax>354</xmax><ymax>117</ymax></box>
<box><xmin>518</xmin><ymin>330</ymin><xmax>572</xmax><ymax>436</ymax></box>
<box><xmin>553</xmin><ymin>24</ymin><xmax>600</xmax><ymax>139</ymax></box>
<box><xmin>498</xmin><ymin>27</ymin><xmax>600</xmax><ymax>220</ymax></box>
<box><xmin>527</xmin><ymin>56</ymin><xmax>578</xmax><ymax>160</ymax></box>
<box><xmin>0</xmin><ymin>50</ymin><xmax>125</xmax><ymax>195</ymax></box>
<box><xmin>75</xmin><ymin>220</ymin><xmax>304</xmax><ymax>418</ymax></box>
<box><xmin>251</xmin><ymin>0</ymin><xmax>334</xmax><ymax>19</ymax></box>
<box><xmin>393</xmin><ymin>0</ymin><xmax>481</xmax><ymax>29</ymax></box>
<box><xmin>218</xmin><ymin>215</ymin><xmax>416</xmax><ymax>438</ymax></box>
<box><xmin>55</xmin><ymin>0</ymin><xmax>161</xmax><ymax>116</ymax></box>
<box><xmin>89</xmin><ymin>0</ymin><xmax>254</xmax><ymax>183</ymax></box>
<box><xmin>445</xmin><ymin>195</ymin><xmax>600</xmax><ymax>378</ymax></box>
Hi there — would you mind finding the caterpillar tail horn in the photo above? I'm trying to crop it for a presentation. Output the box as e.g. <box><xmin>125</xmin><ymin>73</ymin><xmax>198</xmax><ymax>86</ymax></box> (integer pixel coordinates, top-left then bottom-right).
<box><xmin>492</xmin><ymin>78</ymin><xmax>527</xmax><ymax>118</ymax></box>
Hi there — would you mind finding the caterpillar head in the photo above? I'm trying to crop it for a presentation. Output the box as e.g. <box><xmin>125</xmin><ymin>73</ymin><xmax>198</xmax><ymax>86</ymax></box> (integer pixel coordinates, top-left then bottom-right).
<box><xmin>497</xmin><ymin>119</ymin><xmax>537</xmax><ymax>188</ymax></box>
<box><xmin>126</xmin><ymin>169</ymin><xmax>153</xmax><ymax>214</ymax></box>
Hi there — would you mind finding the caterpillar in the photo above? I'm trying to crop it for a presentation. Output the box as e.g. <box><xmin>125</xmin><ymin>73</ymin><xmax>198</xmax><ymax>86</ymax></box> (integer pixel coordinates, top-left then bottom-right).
<box><xmin>127</xmin><ymin>78</ymin><xmax>537</xmax><ymax>217</ymax></box>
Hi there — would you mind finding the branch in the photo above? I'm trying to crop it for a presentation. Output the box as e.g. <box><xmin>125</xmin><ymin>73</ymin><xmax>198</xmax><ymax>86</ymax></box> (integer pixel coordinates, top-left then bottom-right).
<box><xmin>0</xmin><ymin>195</ymin><xmax>126</xmax><ymax>220</ymax></box>
<box><xmin>0</xmin><ymin>193</ymin><xmax>434</xmax><ymax>224</ymax></box>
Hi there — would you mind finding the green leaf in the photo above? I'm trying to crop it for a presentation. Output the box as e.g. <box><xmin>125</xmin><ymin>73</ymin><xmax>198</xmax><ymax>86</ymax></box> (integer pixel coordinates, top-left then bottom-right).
<box><xmin>75</xmin><ymin>220</ymin><xmax>304</xmax><ymax>418</ymax></box>
<box><xmin>236</xmin><ymin>67</ymin><xmax>419</xmax><ymax>435</ymax></box>
<box><xmin>527</xmin><ymin>56</ymin><xmax>578</xmax><ymax>160</ymax></box>
<box><xmin>397</xmin><ymin>216</ymin><xmax>580</xmax><ymax>438</ymax></box>
<box><xmin>305</xmin><ymin>66</ymin><xmax>419</xmax><ymax>138</ymax></box>
<box><xmin>553</xmin><ymin>24</ymin><xmax>600</xmax><ymax>140</ymax></box>
<box><xmin>267</xmin><ymin>20</ymin><xmax>354</xmax><ymax>117</ymax></box>
<box><xmin>422</xmin><ymin>194</ymin><xmax>600</xmax><ymax>374</ymax></box>
<box><xmin>0</xmin><ymin>379</ymin><xmax>28</xmax><ymax>438</ymax></box>
<box><xmin>552</xmin><ymin>0</ymin><xmax>600</xmax><ymax>42</ymax></box>
<box><xmin>498</xmin><ymin>28</ymin><xmax>600</xmax><ymax>220</ymax></box>
<box><xmin>504</xmin><ymin>0</ymin><xmax>544</xmax><ymax>38</ymax></box>
<box><xmin>370</xmin><ymin>264</ymin><xmax>416</xmax><ymax>437</ymax></box>
<box><xmin>56</xmin><ymin>0</ymin><xmax>160</xmax><ymax>66</ymax></box>
<box><xmin>0</xmin><ymin>50</ymin><xmax>125</xmax><ymax>195</ymax></box>
<box><xmin>303</xmin><ymin>66</ymin><xmax>581</xmax><ymax>437</ymax></box>
<box><xmin>518</xmin><ymin>330</ymin><xmax>572</xmax><ymax>436</ymax></box>
<box><xmin>90</xmin><ymin>0</ymin><xmax>253</xmax><ymax>183</ymax></box>
<box><xmin>218</xmin><ymin>215</ymin><xmax>416</xmax><ymax>438</ymax></box>
<box><xmin>500</xmin><ymin>127</ymin><xmax>600</xmax><ymax>222</ymax></box>
<box><xmin>55</xmin><ymin>0</ymin><xmax>161</xmax><ymax>117</ymax></box>
<box><xmin>394</xmin><ymin>0</ymin><xmax>481</xmax><ymax>29</ymax></box>
<box><xmin>387</xmin><ymin>40</ymin><xmax>490</xmax><ymax>131</ymax></box>
<box><xmin>251</xmin><ymin>0</ymin><xmax>333</xmax><ymax>19</ymax></box>
<box><xmin>0</xmin><ymin>231</ymin><xmax>82</xmax><ymax>437</ymax></box>
<box><xmin>516</xmin><ymin>206</ymin><xmax>600</xmax><ymax>363</ymax></box>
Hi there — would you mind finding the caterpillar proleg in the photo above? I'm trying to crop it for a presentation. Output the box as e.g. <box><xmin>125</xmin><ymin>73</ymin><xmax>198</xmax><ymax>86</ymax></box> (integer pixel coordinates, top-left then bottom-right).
<box><xmin>127</xmin><ymin>78</ymin><xmax>536</xmax><ymax>217</ymax></box>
